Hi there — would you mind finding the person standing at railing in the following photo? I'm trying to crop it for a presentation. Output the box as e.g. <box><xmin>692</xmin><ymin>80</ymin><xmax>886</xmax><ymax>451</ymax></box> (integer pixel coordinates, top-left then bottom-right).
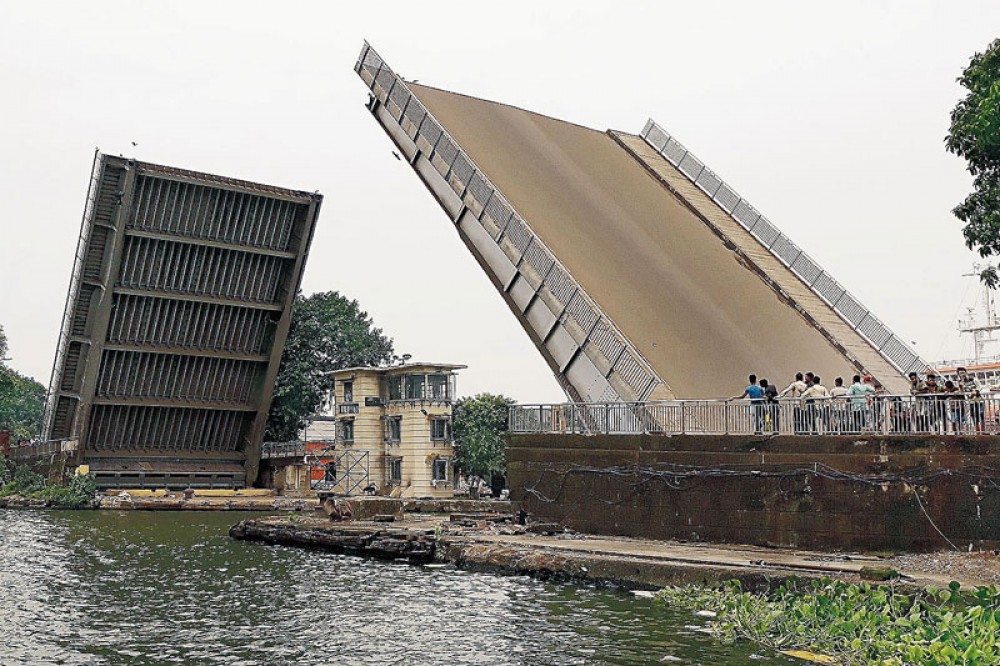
<box><xmin>761</xmin><ymin>378</ymin><xmax>779</xmax><ymax>433</ymax></box>
<box><xmin>829</xmin><ymin>377</ymin><xmax>849</xmax><ymax>434</ymax></box>
<box><xmin>969</xmin><ymin>388</ymin><xmax>986</xmax><ymax>434</ymax></box>
<box><xmin>956</xmin><ymin>367</ymin><xmax>981</xmax><ymax>434</ymax></box>
<box><xmin>779</xmin><ymin>372</ymin><xmax>808</xmax><ymax>433</ymax></box>
<box><xmin>907</xmin><ymin>372</ymin><xmax>930</xmax><ymax>431</ymax></box>
<box><xmin>943</xmin><ymin>380</ymin><xmax>964</xmax><ymax>434</ymax></box>
<box><xmin>732</xmin><ymin>374</ymin><xmax>766</xmax><ymax>435</ymax></box>
<box><xmin>847</xmin><ymin>375</ymin><xmax>875</xmax><ymax>432</ymax></box>
<box><xmin>801</xmin><ymin>376</ymin><xmax>829</xmax><ymax>434</ymax></box>
<box><xmin>923</xmin><ymin>373</ymin><xmax>947</xmax><ymax>433</ymax></box>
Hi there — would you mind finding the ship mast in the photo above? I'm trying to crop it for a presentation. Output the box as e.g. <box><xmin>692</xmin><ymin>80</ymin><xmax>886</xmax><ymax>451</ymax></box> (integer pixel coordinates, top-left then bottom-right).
<box><xmin>959</xmin><ymin>264</ymin><xmax>1000</xmax><ymax>362</ymax></box>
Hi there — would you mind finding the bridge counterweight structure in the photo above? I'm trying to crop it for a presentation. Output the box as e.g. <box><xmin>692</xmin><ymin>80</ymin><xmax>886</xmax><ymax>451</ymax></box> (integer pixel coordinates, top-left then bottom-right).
<box><xmin>42</xmin><ymin>153</ymin><xmax>322</xmax><ymax>488</ymax></box>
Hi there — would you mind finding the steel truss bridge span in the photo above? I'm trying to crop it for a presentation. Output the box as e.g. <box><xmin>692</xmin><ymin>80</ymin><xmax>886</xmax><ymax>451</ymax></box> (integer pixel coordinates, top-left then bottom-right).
<box><xmin>41</xmin><ymin>153</ymin><xmax>322</xmax><ymax>488</ymax></box>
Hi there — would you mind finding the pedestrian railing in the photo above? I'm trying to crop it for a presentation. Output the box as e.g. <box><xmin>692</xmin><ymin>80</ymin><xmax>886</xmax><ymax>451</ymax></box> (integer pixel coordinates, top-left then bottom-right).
<box><xmin>7</xmin><ymin>439</ymin><xmax>79</xmax><ymax>462</ymax></box>
<box><xmin>510</xmin><ymin>395</ymin><xmax>1000</xmax><ymax>437</ymax></box>
<box><xmin>260</xmin><ymin>441</ymin><xmax>306</xmax><ymax>459</ymax></box>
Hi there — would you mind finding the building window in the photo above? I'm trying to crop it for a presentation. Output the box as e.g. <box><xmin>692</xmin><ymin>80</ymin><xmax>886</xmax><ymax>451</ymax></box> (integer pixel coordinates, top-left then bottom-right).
<box><xmin>430</xmin><ymin>418</ymin><xmax>450</xmax><ymax>441</ymax></box>
<box><xmin>385</xmin><ymin>416</ymin><xmax>401</xmax><ymax>443</ymax></box>
<box><xmin>428</xmin><ymin>374</ymin><xmax>449</xmax><ymax>400</ymax></box>
<box><xmin>405</xmin><ymin>374</ymin><xmax>425</xmax><ymax>400</ymax></box>
<box><xmin>339</xmin><ymin>419</ymin><xmax>354</xmax><ymax>443</ymax></box>
<box><xmin>388</xmin><ymin>457</ymin><xmax>402</xmax><ymax>484</ymax></box>
<box><xmin>343</xmin><ymin>381</ymin><xmax>354</xmax><ymax>404</ymax></box>
<box><xmin>386</xmin><ymin>376</ymin><xmax>403</xmax><ymax>401</ymax></box>
<box><xmin>432</xmin><ymin>458</ymin><xmax>448</xmax><ymax>482</ymax></box>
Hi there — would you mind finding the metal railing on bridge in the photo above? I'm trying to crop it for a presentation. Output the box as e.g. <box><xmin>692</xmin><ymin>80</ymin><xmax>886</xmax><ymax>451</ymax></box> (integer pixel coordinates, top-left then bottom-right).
<box><xmin>7</xmin><ymin>439</ymin><xmax>79</xmax><ymax>462</ymax></box>
<box><xmin>639</xmin><ymin>120</ymin><xmax>929</xmax><ymax>379</ymax></box>
<box><xmin>510</xmin><ymin>395</ymin><xmax>1000</xmax><ymax>437</ymax></box>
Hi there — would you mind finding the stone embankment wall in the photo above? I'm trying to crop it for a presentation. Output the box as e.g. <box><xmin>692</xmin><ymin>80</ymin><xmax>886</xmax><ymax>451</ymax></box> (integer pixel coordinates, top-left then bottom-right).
<box><xmin>507</xmin><ymin>434</ymin><xmax>1000</xmax><ymax>552</ymax></box>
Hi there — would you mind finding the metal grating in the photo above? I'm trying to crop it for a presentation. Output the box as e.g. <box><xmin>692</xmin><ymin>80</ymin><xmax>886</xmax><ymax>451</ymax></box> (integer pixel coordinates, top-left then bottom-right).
<box><xmin>731</xmin><ymin>200</ymin><xmax>760</xmax><ymax>230</ymax></box>
<box><xmin>449</xmin><ymin>154</ymin><xmax>475</xmax><ymax>193</ymax></box>
<box><xmin>749</xmin><ymin>216</ymin><xmax>781</xmax><ymax>248</ymax></box>
<box><xmin>615</xmin><ymin>351</ymin><xmax>652</xmax><ymax>396</ymax></box>
<box><xmin>523</xmin><ymin>243</ymin><xmax>554</xmax><ymax>280</ymax></box>
<box><xmin>713</xmin><ymin>184</ymin><xmax>741</xmax><ymax>213</ymax></box>
<box><xmin>504</xmin><ymin>217</ymin><xmax>532</xmax><ymax>254</ymax></box>
<box><xmin>87</xmin><ymin>405</ymin><xmax>251</xmax><ymax>452</ymax></box>
<box><xmin>467</xmin><ymin>172</ymin><xmax>493</xmax><ymax>208</ymax></box>
<box><xmin>564</xmin><ymin>293</ymin><xmax>598</xmax><ymax>335</ymax></box>
<box><xmin>589</xmin><ymin>318</ymin><xmax>625</xmax><ymax>363</ymax></box>
<box><xmin>543</xmin><ymin>266</ymin><xmax>576</xmax><ymax>306</ymax></box>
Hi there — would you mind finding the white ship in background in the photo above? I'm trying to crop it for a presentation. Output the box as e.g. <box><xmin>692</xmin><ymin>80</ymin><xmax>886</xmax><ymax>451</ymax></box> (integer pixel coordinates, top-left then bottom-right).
<box><xmin>934</xmin><ymin>265</ymin><xmax>1000</xmax><ymax>389</ymax></box>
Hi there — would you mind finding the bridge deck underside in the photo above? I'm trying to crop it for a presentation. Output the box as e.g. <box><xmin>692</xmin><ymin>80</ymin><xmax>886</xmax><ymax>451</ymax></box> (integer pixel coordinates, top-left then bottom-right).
<box><xmin>46</xmin><ymin>155</ymin><xmax>321</xmax><ymax>486</ymax></box>
<box><xmin>411</xmin><ymin>84</ymin><xmax>899</xmax><ymax>398</ymax></box>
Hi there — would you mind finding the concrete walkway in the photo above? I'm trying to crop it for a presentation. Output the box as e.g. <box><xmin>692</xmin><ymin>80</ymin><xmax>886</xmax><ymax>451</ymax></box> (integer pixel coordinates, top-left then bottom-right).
<box><xmin>464</xmin><ymin>531</ymin><xmax>976</xmax><ymax>589</ymax></box>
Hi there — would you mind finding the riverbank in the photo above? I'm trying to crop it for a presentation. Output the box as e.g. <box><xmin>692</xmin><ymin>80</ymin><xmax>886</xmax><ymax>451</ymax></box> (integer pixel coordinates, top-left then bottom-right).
<box><xmin>229</xmin><ymin>515</ymin><xmax>1000</xmax><ymax>591</ymax></box>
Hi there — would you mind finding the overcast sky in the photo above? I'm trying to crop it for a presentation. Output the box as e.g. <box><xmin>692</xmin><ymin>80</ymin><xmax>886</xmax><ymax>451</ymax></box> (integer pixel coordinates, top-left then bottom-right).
<box><xmin>1</xmin><ymin>1</ymin><xmax>998</xmax><ymax>402</ymax></box>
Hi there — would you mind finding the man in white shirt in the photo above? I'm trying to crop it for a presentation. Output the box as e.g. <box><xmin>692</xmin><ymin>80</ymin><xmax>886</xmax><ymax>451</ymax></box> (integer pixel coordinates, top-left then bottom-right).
<box><xmin>828</xmin><ymin>377</ymin><xmax>849</xmax><ymax>433</ymax></box>
<box><xmin>802</xmin><ymin>375</ymin><xmax>829</xmax><ymax>433</ymax></box>
<box><xmin>779</xmin><ymin>372</ymin><xmax>809</xmax><ymax>433</ymax></box>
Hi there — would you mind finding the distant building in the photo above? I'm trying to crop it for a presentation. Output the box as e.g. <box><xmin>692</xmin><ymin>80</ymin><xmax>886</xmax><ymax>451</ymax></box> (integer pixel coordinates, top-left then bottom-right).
<box><xmin>304</xmin><ymin>362</ymin><xmax>466</xmax><ymax>498</ymax></box>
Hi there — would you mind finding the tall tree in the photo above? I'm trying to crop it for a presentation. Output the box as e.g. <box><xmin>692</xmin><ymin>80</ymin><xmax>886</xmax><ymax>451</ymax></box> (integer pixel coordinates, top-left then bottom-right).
<box><xmin>947</xmin><ymin>38</ymin><xmax>1000</xmax><ymax>285</ymax></box>
<box><xmin>265</xmin><ymin>292</ymin><xmax>394</xmax><ymax>441</ymax></box>
<box><xmin>0</xmin><ymin>324</ymin><xmax>46</xmax><ymax>440</ymax></box>
<box><xmin>452</xmin><ymin>393</ymin><xmax>515</xmax><ymax>481</ymax></box>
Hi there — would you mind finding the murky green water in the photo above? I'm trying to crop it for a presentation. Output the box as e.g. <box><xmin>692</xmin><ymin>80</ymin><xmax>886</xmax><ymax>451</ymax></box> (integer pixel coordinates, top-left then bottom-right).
<box><xmin>0</xmin><ymin>510</ymin><xmax>797</xmax><ymax>665</ymax></box>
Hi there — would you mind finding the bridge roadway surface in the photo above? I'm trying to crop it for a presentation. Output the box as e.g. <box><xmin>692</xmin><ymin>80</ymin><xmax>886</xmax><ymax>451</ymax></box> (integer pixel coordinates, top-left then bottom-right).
<box><xmin>409</xmin><ymin>84</ymin><xmax>908</xmax><ymax>396</ymax></box>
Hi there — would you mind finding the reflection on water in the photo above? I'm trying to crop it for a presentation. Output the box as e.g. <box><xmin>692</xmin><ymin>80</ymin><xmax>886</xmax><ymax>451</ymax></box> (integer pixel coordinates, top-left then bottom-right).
<box><xmin>0</xmin><ymin>511</ymin><xmax>795</xmax><ymax>665</ymax></box>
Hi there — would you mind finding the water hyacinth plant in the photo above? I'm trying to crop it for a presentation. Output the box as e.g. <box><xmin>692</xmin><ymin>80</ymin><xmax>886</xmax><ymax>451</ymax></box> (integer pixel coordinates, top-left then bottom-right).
<box><xmin>656</xmin><ymin>578</ymin><xmax>1000</xmax><ymax>665</ymax></box>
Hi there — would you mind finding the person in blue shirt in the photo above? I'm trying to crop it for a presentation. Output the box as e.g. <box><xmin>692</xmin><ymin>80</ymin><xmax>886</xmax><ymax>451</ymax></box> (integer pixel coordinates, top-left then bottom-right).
<box><xmin>733</xmin><ymin>374</ymin><xmax>766</xmax><ymax>434</ymax></box>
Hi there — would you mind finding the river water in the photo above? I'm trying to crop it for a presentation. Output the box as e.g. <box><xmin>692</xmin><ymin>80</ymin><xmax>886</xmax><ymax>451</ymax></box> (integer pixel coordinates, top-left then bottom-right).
<box><xmin>0</xmin><ymin>510</ymin><xmax>798</xmax><ymax>665</ymax></box>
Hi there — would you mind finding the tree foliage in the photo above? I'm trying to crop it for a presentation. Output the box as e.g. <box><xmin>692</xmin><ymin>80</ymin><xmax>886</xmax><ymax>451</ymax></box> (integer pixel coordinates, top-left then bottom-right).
<box><xmin>265</xmin><ymin>292</ymin><xmax>394</xmax><ymax>442</ymax></box>
<box><xmin>946</xmin><ymin>38</ymin><xmax>1000</xmax><ymax>286</ymax></box>
<box><xmin>452</xmin><ymin>393</ymin><xmax>515</xmax><ymax>480</ymax></box>
<box><xmin>0</xmin><ymin>324</ymin><xmax>46</xmax><ymax>441</ymax></box>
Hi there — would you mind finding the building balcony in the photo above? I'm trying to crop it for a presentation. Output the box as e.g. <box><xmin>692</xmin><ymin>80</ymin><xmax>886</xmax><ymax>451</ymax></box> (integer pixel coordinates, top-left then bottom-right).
<box><xmin>337</xmin><ymin>403</ymin><xmax>360</xmax><ymax>415</ymax></box>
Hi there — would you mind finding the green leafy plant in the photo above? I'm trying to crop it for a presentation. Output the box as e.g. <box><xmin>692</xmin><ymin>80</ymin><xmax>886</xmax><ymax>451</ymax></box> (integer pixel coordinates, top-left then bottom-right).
<box><xmin>657</xmin><ymin>578</ymin><xmax>1000</xmax><ymax>665</ymax></box>
<box><xmin>947</xmin><ymin>38</ymin><xmax>1000</xmax><ymax>286</ymax></box>
<box><xmin>266</xmin><ymin>291</ymin><xmax>394</xmax><ymax>442</ymax></box>
<box><xmin>452</xmin><ymin>393</ymin><xmax>515</xmax><ymax>481</ymax></box>
<box><xmin>0</xmin><ymin>456</ymin><xmax>97</xmax><ymax>508</ymax></box>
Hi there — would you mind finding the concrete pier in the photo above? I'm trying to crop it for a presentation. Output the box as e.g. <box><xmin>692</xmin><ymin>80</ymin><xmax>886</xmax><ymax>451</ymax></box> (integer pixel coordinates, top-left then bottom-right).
<box><xmin>228</xmin><ymin>515</ymin><xmax>999</xmax><ymax>591</ymax></box>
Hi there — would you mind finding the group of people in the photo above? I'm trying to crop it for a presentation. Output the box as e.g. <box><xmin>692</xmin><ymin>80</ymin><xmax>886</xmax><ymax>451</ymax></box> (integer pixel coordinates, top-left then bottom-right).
<box><xmin>732</xmin><ymin>367</ymin><xmax>988</xmax><ymax>435</ymax></box>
